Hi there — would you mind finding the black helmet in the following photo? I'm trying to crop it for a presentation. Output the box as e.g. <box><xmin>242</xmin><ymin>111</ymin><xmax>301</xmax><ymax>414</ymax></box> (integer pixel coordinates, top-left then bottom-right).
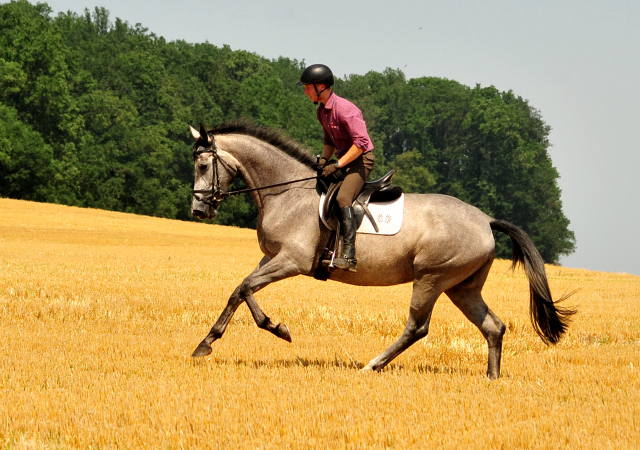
<box><xmin>296</xmin><ymin>64</ymin><xmax>334</xmax><ymax>87</ymax></box>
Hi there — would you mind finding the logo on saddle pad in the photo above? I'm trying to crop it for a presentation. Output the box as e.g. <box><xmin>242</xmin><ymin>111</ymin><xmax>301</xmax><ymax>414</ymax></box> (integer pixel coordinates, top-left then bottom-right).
<box><xmin>318</xmin><ymin>170</ymin><xmax>404</xmax><ymax>236</ymax></box>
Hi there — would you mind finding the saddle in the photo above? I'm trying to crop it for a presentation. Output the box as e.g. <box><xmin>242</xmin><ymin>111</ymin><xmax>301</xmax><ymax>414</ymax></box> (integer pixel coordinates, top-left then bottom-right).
<box><xmin>319</xmin><ymin>170</ymin><xmax>403</xmax><ymax>233</ymax></box>
<box><xmin>314</xmin><ymin>170</ymin><xmax>403</xmax><ymax>281</ymax></box>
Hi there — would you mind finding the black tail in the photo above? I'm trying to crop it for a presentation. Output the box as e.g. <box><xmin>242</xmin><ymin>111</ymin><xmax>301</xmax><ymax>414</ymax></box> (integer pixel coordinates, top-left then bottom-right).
<box><xmin>490</xmin><ymin>219</ymin><xmax>576</xmax><ymax>345</ymax></box>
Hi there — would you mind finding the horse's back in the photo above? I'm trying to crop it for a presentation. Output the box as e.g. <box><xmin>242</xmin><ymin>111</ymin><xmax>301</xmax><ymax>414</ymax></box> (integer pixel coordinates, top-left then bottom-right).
<box><xmin>405</xmin><ymin>193</ymin><xmax>494</xmax><ymax>252</ymax></box>
<box><xmin>331</xmin><ymin>193</ymin><xmax>495</xmax><ymax>287</ymax></box>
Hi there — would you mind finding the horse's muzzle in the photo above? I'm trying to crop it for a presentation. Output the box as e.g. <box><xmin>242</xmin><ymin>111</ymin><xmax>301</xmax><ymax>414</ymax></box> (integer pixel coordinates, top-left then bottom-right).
<box><xmin>191</xmin><ymin>199</ymin><xmax>218</xmax><ymax>220</ymax></box>
<box><xmin>192</xmin><ymin>209</ymin><xmax>218</xmax><ymax>220</ymax></box>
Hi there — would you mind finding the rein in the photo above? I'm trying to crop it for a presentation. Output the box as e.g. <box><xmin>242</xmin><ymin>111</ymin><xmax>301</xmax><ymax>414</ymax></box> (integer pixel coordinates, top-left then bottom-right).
<box><xmin>192</xmin><ymin>136</ymin><xmax>318</xmax><ymax>204</ymax></box>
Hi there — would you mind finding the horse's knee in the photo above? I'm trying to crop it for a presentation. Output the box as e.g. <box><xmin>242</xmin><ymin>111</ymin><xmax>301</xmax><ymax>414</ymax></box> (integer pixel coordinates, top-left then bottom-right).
<box><xmin>238</xmin><ymin>280</ymin><xmax>252</xmax><ymax>297</ymax></box>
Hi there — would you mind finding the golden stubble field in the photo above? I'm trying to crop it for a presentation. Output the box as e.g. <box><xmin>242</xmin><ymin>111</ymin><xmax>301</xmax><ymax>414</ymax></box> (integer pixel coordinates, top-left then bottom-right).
<box><xmin>0</xmin><ymin>198</ymin><xmax>639</xmax><ymax>449</ymax></box>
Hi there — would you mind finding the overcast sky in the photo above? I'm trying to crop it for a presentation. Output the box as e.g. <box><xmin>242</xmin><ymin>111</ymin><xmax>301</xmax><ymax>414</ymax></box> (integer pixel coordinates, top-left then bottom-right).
<box><xmin>41</xmin><ymin>0</ymin><xmax>640</xmax><ymax>275</ymax></box>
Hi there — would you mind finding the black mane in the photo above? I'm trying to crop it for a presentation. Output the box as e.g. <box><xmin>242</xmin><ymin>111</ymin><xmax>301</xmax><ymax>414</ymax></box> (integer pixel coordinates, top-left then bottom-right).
<box><xmin>209</xmin><ymin>121</ymin><xmax>317</xmax><ymax>169</ymax></box>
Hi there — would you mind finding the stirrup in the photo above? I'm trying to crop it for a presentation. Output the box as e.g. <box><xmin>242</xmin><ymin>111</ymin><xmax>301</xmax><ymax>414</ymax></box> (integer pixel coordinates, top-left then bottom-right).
<box><xmin>332</xmin><ymin>256</ymin><xmax>358</xmax><ymax>273</ymax></box>
<box><xmin>322</xmin><ymin>249</ymin><xmax>337</xmax><ymax>268</ymax></box>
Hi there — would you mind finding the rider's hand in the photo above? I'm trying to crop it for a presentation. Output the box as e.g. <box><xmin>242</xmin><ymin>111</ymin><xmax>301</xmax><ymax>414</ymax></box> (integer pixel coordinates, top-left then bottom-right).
<box><xmin>317</xmin><ymin>157</ymin><xmax>329</xmax><ymax>171</ymax></box>
<box><xmin>322</xmin><ymin>162</ymin><xmax>339</xmax><ymax>177</ymax></box>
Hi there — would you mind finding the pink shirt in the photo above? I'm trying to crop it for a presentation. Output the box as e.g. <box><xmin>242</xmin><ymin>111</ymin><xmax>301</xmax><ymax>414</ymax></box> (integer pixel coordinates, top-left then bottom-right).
<box><xmin>316</xmin><ymin>92</ymin><xmax>374</xmax><ymax>158</ymax></box>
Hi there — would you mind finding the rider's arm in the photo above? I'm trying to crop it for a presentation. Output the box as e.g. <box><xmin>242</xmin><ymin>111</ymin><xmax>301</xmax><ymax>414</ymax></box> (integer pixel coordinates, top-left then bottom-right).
<box><xmin>336</xmin><ymin>144</ymin><xmax>364</xmax><ymax>168</ymax></box>
<box><xmin>323</xmin><ymin>144</ymin><xmax>336</xmax><ymax>160</ymax></box>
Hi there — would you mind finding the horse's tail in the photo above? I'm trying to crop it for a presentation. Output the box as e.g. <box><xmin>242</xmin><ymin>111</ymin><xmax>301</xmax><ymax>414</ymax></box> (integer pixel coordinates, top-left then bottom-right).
<box><xmin>490</xmin><ymin>219</ymin><xmax>576</xmax><ymax>345</ymax></box>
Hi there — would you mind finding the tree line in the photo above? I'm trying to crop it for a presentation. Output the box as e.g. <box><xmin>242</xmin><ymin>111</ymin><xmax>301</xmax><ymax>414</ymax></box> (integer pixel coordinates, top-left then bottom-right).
<box><xmin>0</xmin><ymin>1</ymin><xmax>575</xmax><ymax>262</ymax></box>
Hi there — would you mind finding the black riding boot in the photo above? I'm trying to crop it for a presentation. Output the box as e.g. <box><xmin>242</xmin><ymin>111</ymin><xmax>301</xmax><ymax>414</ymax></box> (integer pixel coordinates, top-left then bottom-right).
<box><xmin>332</xmin><ymin>206</ymin><xmax>358</xmax><ymax>272</ymax></box>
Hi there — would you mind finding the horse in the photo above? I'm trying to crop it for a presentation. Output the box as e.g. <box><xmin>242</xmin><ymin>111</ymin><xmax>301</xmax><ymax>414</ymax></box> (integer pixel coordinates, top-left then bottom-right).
<box><xmin>188</xmin><ymin>122</ymin><xmax>575</xmax><ymax>380</ymax></box>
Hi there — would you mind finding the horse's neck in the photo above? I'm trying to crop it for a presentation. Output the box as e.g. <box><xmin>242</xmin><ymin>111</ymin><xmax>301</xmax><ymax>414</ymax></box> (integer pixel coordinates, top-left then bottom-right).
<box><xmin>217</xmin><ymin>135</ymin><xmax>315</xmax><ymax>206</ymax></box>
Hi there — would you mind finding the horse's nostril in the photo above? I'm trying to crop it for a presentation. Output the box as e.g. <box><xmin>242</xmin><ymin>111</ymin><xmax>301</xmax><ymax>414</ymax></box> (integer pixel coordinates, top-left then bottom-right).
<box><xmin>192</xmin><ymin>210</ymin><xmax>205</xmax><ymax>218</ymax></box>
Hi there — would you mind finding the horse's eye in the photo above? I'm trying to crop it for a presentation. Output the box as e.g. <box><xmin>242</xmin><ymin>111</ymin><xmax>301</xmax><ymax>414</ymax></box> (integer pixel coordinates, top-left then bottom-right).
<box><xmin>199</xmin><ymin>164</ymin><xmax>208</xmax><ymax>172</ymax></box>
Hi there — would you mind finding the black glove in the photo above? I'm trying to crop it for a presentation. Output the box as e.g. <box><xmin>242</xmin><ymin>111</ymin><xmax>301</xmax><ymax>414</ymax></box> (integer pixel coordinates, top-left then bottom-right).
<box><xmin>322</xmin><ymin>161</ymin><xmax>339</xmax><ymax>178</ymax></box>
<box><xmin>316</xmin><ymin>156</ymin><xmax>329</xmax><ymax>171</ymax></box>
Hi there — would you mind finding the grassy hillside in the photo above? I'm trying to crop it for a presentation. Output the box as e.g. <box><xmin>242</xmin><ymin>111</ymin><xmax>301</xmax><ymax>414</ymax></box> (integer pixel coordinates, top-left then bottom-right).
<box><xmin>0</xmin><ymin>198</ymin><xmax>638</xmax><ymax>448</ymax></box>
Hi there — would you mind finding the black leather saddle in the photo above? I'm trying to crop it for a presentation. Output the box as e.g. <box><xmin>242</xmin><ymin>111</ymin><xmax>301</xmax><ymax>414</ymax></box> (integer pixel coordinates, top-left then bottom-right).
<box><xmin>319</xmin><ymin>170</ymin><xmax>403</xmax><ymax>233</ymax></box>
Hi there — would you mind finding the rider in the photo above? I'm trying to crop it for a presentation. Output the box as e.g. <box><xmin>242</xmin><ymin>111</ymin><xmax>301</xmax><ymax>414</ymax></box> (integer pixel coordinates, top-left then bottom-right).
<box><xmin>297</xmin><ymin>64</ymin><xmax>375</xmax><ymax>273</ymax></box>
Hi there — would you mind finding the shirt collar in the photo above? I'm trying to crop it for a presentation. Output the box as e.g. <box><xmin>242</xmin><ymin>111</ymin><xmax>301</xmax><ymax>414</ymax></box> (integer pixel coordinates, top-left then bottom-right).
<box><xmin>322</xmin><ymin>91</ymin><xmax>337</xmax><ymax>110</ymax></box>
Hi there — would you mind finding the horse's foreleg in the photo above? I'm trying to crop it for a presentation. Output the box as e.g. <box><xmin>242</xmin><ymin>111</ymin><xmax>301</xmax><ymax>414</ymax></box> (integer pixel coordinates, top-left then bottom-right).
<box><xmin>238</xmin><ymin>253</ymin><xmax>303</xmax><ymax>342</ymax></box>
<box><xmin>244</xmin><ymin>292</ymin><xmax>292</xmax><ymax>342</ymax></box>
<box><xmin>191</xmin><ymin>285</ymin><xmax>245</xmax><ymax>357</ymax></box>
<box><xmin>362</xmin><ymin>274</ymin><xmax>439</xmax><ymax>372</ymax></box>
<box><xmin>192</xmin><ymin>257</ymin><xmax>270</xmax><ymax>357</ymax></box>
<box><xmin>192</xmin><ymin>254</ymin><xmax>301</xmax><ymax>357</ymax></box>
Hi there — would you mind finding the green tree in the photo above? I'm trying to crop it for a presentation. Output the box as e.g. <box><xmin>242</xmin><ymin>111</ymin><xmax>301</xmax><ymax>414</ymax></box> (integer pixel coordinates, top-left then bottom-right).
<box><xmin>0</xmin><ymin>1</ymin><xmax>574</xmax><ymax>263</ymax></box>
<box><xmin>0</xmin><ymin>102</ymin><xmax>55</xmax><ymax>201</ymax></box>
<box><xmin>341</xmin><ymin>73</ymin><xmax>574</xmax><ymax>263</ymax></box>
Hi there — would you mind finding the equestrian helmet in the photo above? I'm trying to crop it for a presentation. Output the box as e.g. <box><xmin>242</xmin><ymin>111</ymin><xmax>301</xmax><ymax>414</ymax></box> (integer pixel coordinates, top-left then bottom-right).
<box><xmin>296</xmin><ymin>64</ymin><xmax>334</xmax><ymax>87</ymax></box>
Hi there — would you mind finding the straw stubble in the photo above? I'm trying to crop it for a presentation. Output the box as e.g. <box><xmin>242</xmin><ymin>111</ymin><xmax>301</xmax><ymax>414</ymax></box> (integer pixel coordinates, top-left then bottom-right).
<box><xmin>1</xmin><ymin>198</ymin><xmax>638</xmax><ymax>449</ymax></box>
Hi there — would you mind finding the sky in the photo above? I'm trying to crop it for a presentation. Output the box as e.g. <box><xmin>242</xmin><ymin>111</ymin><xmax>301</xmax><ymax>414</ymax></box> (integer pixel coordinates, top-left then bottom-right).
<box><xmin>41</xmin><ymin>0</ymin><xmax>640</xmax><ymax>275</ymax></box>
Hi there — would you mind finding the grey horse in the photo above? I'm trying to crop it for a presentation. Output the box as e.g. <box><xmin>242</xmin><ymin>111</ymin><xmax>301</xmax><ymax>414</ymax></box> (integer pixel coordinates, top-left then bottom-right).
<box><xmin>189</xmin><ymin>122</ymin><xmax>574</xmax><ymax>379</ymax></box>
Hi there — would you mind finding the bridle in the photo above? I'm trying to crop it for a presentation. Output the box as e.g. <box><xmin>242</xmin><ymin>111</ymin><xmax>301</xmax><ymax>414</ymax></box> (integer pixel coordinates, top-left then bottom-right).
<box><xmin>192</xmin><ymin>138</ymin><xmax>228</xmax><ymax>206</ymax></box>
<box><xmin>191</xmin><ymin>134</ymin><xmax>319</xmax><ymax>207</ymax></box>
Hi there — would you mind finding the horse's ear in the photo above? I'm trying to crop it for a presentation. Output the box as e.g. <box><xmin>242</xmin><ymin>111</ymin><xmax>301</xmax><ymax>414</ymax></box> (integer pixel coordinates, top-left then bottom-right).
<box><xmin>189</xmin><ymin>125</ymin><xmax>201</xmax><ymax>141</ymax></box>
<box><xmin>199</xmin><ymin>123</ymin><xmax>212</xmax><ymax>145</ymax></box>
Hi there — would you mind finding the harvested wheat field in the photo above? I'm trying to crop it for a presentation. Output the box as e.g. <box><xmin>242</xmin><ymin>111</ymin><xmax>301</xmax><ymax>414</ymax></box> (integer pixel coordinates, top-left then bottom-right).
<box><xmin>1</xmin><ymin>198</ymin><xmax>639</xmax><ymax>449</ymax></box>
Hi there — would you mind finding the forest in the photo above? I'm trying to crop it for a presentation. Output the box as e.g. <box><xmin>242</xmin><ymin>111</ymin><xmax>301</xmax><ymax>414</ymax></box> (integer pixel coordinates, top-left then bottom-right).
<box><xmin>0</xmin><ymin>1</ymin><xmax>575</xmax><ymax>262</ymax></box>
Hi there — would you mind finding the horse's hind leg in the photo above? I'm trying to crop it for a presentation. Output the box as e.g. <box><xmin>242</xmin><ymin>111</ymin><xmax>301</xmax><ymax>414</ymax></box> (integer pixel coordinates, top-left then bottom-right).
<box><xmin>445</xmin><ymin>258</ymin><xmax>506</xmax><ymax>380</ymax></box>
<box><xmin>362</xmin><ymin>274</ymin><xmax>440</xmax><ymax>372</ymax></box>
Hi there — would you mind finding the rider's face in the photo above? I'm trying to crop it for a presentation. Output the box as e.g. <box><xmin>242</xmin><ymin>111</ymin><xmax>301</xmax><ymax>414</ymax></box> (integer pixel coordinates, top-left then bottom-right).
<box><xmin>304</xmin><ymin>83</ymin><xmax>323</xmax><ymax>103</ymax></box>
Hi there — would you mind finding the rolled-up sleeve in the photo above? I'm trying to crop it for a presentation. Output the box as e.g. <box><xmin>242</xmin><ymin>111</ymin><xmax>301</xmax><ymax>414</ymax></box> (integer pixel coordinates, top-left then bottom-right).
<box><xmin>343</xmin><ymin>112</ymin><xmax>373</xmax><ymax>152</ymax></box>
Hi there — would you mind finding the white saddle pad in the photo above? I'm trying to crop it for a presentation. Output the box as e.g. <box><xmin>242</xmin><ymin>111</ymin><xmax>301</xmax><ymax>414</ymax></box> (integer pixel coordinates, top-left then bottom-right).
<box><xmin>318</xmin><ymin>193</ymin><xmax>404</xmax><ymax>236</ymax></box>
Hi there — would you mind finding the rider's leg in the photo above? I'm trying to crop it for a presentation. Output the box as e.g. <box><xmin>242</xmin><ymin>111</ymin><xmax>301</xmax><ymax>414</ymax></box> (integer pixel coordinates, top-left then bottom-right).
<box><xmin>333</xmin><ymin>205</ymin><xmax>357</xmax><ymax>271</ymax></box>
<box><xmin>335</xmin><ymin>151</ymin><xmax>374</xmax><ymax>208</ymax></box>
<box><xmin>333</xmin><ymin>152</ymin><xmax>374</xmax><ymax>272</ymax></box>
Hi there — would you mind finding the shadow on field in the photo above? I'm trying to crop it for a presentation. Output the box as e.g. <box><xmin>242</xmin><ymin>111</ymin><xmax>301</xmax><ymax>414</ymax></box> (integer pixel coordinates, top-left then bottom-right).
<box><xmin>404</xmin><ymin>363</ymin><xmax>476</xmax><ymax>376</ymax></box>
<box><xmin>193</xmin><ymin>356</ymin><xmax>365</xmax><ymax>370</ymax></box>
<box><xmin>192</xmin><ymin>356</ymin><xmax>476</xmax><ymax>375</ymax></box>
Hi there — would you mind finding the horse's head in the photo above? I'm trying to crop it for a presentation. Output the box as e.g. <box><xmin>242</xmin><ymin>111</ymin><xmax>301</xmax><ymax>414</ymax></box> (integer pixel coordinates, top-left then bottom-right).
<box><xmin>189</xmin><ymin>124</ymin><xmax>239</xmax><ymax>220</ymax></box>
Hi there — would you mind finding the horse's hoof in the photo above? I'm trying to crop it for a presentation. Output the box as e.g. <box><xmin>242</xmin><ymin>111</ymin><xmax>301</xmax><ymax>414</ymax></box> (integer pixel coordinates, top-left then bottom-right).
<box><xmin>359</xmin><ymin>366</ymin><xmax>374</xmax><ymax>374</ymax></box>
<box><xmin>276</xmin><ymin>323</ymin><xmax>292</xmax><ymax>343</ymax></box>
<box><xmin>191</xmin><ymin>341</ymin><xmax>213</xmax><ymax>357</ymax></box>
